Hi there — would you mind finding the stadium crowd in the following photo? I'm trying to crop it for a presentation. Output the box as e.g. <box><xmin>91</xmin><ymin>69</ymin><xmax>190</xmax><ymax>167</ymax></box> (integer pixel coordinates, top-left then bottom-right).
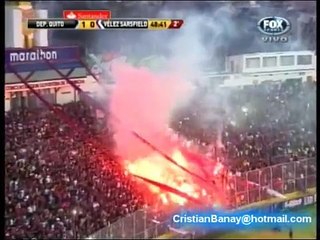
<box><xmin>5</xmin><ymin>79</ymin><xmax>316</xmax><ymax>239</ymax></box>
<box><xmin>175</xmin><ymin>79</ymin><xmax>316</xmax><ymax>173</ymax></box>
<box><xmin>5</xmin><ymin>102</ymin><xmax>144</xmax><ymax>239</ymax></box>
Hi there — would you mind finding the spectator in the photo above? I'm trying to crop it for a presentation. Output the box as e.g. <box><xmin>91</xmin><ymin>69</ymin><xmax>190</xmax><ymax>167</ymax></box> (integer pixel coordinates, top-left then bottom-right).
<box><xmin>173</xmin><ymin>79</ymin><xmax>316</xmax><ymax>173</ymax></box>
<box><xmin>5</xmin><ymin>102</ymin><xmax>145</xmax><ymax>239</ymax></box>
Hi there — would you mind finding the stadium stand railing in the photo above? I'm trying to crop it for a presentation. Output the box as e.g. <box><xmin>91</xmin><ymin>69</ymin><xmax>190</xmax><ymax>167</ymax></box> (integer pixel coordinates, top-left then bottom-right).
<box><xmin>88</xmin><ymin>157</ymin><xmax>316</xmax><ymax>239</ymax></box>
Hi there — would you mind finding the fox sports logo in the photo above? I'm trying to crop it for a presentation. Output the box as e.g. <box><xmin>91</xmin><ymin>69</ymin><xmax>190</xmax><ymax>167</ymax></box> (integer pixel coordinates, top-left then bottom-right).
<box><xmin>257</xmin><ymin>16</ymin><xmax>291</xmax><ymax>36</ymax></box>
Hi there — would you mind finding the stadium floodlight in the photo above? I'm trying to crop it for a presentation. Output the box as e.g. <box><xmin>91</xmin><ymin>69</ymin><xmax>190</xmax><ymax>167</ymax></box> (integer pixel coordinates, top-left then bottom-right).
<box><xmin>241</xmin><ymin>106</ymin><xmax>249</xmax><ymax>113</ymax></box>
<box><xmin>230</xmin><ymin>120</ymin><xmax>236</xmax><ymax>126</ymax></box>
<box><xmin>72</xmin><ymin>209</ymin><xmax>77</xmax><ymax>216</ymax></box>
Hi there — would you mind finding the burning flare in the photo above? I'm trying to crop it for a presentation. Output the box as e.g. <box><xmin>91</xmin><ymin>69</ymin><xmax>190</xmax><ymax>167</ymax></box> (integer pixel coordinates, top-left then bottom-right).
<box><xmin>127</xmin><ymin>149</ymin><xmax>203</xmax><ymax>206</ymax></box>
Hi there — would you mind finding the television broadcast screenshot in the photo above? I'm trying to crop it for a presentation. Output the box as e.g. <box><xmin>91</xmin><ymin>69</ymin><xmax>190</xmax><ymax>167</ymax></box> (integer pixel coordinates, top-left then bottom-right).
<box><xmin>5</xmin><ymin>1</ymin><xmax>317</xmax><ymax>239</ymax></box>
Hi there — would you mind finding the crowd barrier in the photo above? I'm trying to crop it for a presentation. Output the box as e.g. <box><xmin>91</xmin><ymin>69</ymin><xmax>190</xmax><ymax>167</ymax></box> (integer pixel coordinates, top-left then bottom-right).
<box><xmin>88</xmin><ymin>157</ymin><xmax>316</xmax><ymax>239</ymax></box>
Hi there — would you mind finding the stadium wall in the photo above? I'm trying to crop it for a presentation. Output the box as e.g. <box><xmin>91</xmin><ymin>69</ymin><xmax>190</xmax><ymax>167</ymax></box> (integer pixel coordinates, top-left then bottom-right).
<box><xmin>226</xmin><ymin>51</ymin><xmax>316</xmax><ymax>74</ymax></box>
<box><xmin>5</xmin><ymin>45</ymin><xmax>103</xmax><ymax>111</ymax></box>
<box><xmin>5</xmin><ymin>76</ymin><xmax>101</xmax><ymax>111</ymax></box>
<box><xmin>4</xmin><ymin>3</ymin><xmax>104</xmax><ymax>111</ymax></box>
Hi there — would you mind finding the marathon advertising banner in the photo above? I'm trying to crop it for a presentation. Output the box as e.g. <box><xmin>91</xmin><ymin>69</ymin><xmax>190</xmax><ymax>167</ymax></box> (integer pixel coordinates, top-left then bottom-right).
<box><xmin>5</xmin><ymin>46</ymin><xmax>80</xmax><ymax>65</ymax></box>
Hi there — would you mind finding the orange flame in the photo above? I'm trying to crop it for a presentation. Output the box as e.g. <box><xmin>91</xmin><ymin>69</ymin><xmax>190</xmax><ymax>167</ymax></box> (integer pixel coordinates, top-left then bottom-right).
<box><xmin>127</xmin><ymin>149</ymin><xmax>203</xmax><ymax>206</ymax></box>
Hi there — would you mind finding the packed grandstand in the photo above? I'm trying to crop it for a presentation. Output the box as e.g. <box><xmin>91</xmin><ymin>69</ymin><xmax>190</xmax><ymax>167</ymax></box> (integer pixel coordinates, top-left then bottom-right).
<box><xmin>5</xmin><ymin>77</ymin><xmax>316</xmax><ymax>239</ymax></box>
<box><xmin>5</xmin><ymin>1</ymin><xmax>316</xmax><ymax>240</ymax></box>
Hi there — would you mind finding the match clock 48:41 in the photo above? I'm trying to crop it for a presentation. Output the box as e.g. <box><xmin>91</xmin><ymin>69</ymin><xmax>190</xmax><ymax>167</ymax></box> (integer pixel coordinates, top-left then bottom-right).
<box><xmin>148</xmin><ymin>19</ymin><xmax>184</xmax><ymax>30</ymax></box>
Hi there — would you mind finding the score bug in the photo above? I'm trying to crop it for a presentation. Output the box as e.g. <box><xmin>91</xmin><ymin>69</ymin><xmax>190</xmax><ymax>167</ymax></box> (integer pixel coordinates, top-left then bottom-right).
<box><xmin>36</xmin><ymin>20</ymin><xmax>47</xmax><ymax>28</ymax></box>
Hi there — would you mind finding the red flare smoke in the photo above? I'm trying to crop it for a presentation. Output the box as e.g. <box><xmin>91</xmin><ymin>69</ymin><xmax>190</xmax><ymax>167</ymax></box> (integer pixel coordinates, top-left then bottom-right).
<box><xmin>108</xmin><ymin>60</ymin><xmax>228</xmax><ymax>208</ymax></box>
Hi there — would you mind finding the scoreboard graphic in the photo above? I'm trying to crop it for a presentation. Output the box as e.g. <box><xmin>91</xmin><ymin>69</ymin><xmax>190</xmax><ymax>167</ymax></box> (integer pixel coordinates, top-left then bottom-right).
<box><xmin>28</xmin><ymin>18</ymin><xmax>184</xmax><ymax>30</ymax></box>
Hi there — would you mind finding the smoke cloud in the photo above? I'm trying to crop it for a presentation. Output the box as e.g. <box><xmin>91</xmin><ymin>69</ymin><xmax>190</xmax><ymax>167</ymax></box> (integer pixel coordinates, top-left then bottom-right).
<box><xmin>88</xmin><ymin>2</ymin><xmax>316</xmax><ymax>158</ymax></box>
<box><xmin>103</xmin><ymin>5</ymin><xmax>245</xmax><ymax>158</ymax></box>
<box><xmin>108</xmin><ymin>62</ymin><xmax>192</xmax><ymax>159</ymax></box>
